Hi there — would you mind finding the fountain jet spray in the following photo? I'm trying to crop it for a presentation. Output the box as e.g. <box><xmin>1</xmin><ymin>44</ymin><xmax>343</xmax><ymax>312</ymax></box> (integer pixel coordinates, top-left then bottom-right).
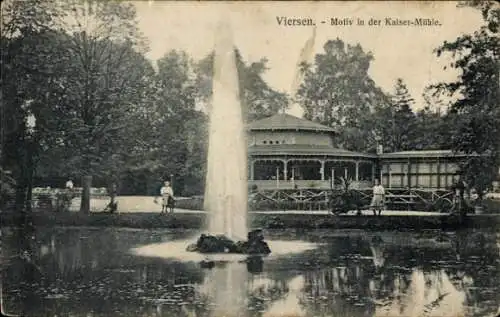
<box><xmin>204</xmin><ymin>17</ymin><xmax>248</xmax><ymax>241</ymax></box>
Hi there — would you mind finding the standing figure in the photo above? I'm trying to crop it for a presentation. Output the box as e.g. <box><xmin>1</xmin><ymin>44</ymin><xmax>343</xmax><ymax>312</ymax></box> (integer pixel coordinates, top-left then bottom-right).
<box><xmin>63</xmin><ymin>179</ymin><xmax>74</xmax><ymax>211</ymax></box>
<box><xmin>451</xmin><ymin>174</ymin><xmax>466</xmax><ymax>214</ymax></box>
<box><xmin>371</xmin><ymin>179</ymin><xmax>385</xmax><ymax>216</ymax></box>
<box><xmin>160</xmin><ymin>181</ymin><xmax>174</xmax><ymax>214</ymax></box>
<box><xmin>65</xmin><ymin>179</ymin><xmax>74</xmax><ymax>191</ymax></box>
<box><xmin>104</xmin><ymin>183</ymin><xmax>118</xmax><ymax>213</ymax></box>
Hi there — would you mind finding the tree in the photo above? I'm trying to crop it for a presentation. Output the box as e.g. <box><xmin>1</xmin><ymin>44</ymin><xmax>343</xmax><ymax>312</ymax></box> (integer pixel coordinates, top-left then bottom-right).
<box><xmin>296</xmin><ymin>39</ymin><xmax>389</xmax><ymax>151</ymax></box>
<box><xmin>388</xmin><ymin>79</ymin><xmax>418</xmax><ymax>151</ymax></box>
<box><xmin>432</xmin><ymin>1</ymin><xmax>500</xmax><ymax>196</ymax></box>
<box><xmin>155</xmin><ymin>51</ymin><xmax>209</xmax><ymax>196</ymax></box>
<box><xmin>195</xmin><ymin>50</ymin><xmax>289</xmax><ymax>122</ymax></box>
<box><xmin>2</xmin><ymin>0</ymin><xmax>155</xmax><ymax>213</ymax></box>
<box><xmin>111</xmin><ymin>50</ymin><xmax>209</xmax><ymax>197</ymax></box>
<box><xmin>181</xmin><ymin>113</ymin><xmax>208</xmax><ymax>196</ymax></box>
<box><xmin>413</xmin><ymin>106</ymin><xmax>445</xmax><ymax>150</ymax></box>
<box><xmin>49</xmin><ymin>1</ymin><xmax>153</xmax><ymax>213</ymax></box>
<box><xmin>364</xmin><ymin>79</ymin><xmax>418</xmax><ymax>153</ymax></box>
<box><xmin>366</xmin><ymin>102</ymin><xmax>394</xmax><ymax>153</ymax></box>
<box><xmin>0</xmin><ymin>0</ymin><xmax>64</xmax><ymax>38</ymax></box>
<box><xmin>130</xmin><ymin>50</ymin><xmax>206</xmax><ymax>195</ymax></box>
<box><xmin>1</xmin><ymin>0</ymin><xmax>66</xmax><ymax>213</ymax></box>
<box><xmin>411</xmin><ymin>88</ymin><xmax>451</xmax><ymax>150</ymax></box>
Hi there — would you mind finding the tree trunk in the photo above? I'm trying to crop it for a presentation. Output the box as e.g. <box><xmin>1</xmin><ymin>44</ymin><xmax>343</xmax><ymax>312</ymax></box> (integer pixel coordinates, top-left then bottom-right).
<box><xmin>14</xmin><ymin>132</ymin><xmax>28</xmax><ymax>214</ymax></box>
<box><xmin>26</xmin><ymin>165</ymin><xmax>34</xmax><ymax>213</ymax></box>
<box><xmin>25</xmin><ymin>140</ymin><xmax>35</xmax><ymax>213</ymax></box>
<box><xmin>14</xmin><ymin>177</ymin><xmax>28</xmax><ymax>214</ymax></box>
<box><xmin>14</xmin><ymin>147</ymin><xmax>31</xmax><ymax>216</ymax></box>
<box><xmin>80</xmin><ymin>175</ymin><xmax>92</xmax><ymax>213</ymax></box>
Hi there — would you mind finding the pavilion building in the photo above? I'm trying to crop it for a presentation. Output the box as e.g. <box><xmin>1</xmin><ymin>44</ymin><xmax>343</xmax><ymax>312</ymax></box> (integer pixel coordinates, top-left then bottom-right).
<box><xmin>378</xmin><ymin>150</ymin><xmax>467</xmax><ymax>190</ymax></box>
<box><xmin>247</xmin><ymin>114</ymin><xmax>377</xmax><ymax>190</ymax></box>
<box><xmin>246</xmin><ymin>113</ymin><xmax>463</xmax><ymax>191</ymax></box>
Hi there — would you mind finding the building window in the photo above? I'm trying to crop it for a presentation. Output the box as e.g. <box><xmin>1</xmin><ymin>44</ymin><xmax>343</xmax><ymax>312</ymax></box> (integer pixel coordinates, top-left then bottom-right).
<box><xmin>263</xmin><ymin>141</ymin><xmax>267</xmax><ymax>144</ymax></box>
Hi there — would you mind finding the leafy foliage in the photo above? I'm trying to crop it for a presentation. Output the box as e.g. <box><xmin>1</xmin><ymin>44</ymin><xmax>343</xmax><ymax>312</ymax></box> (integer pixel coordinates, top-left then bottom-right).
<box><xmin>195</xmin><ymin>50</ymin><xmax>289</xmax><ymax>122</ymax></box>
<box><xmin>432</xmin><ymin>1</ymin><xmax>500</xmax><ymax>194</ymax></box>
<box><xmin>413</xmin><ymin>106</ymin><xmax>447</xmax><ymax>150</ymax></box>
<box><xmin>296</xmin><ymin>39</ymin><xmax>389</xmax><ymax>151</ymax></box>
<box><xmin>1</xmin><ymin>0</ymin><xmax>156</xmax><ymax>212</ymax></box>
<box><xmin>1</xmin><ymin>0</ymin><xmax>69</xmax><ymax>213</ymax></box>
<box><xmin>125</xmin><ymin>50</ymin><xmax>208</xmax><ymax>196</ymax></box>
<box><xmin>3</xmin><ymin>0</ymin><xmax>497</xmax><ymax>214</ymax></box>
<box><xmin>369</xmin><ymin>78</ymin><xmax>420</xmax><ymax>152</ymax></box>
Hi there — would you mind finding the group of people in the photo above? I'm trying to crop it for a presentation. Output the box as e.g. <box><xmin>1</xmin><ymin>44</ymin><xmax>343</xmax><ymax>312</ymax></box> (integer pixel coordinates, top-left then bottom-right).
<box><xmin>158</xmin><ymin>176</ymin><xmax>476</xmax><ymax>215</ymax></box>
<box><xmin>61</xmin><ymin>175</ymin><xmax>474</xmax><ymax>215</ymax></box>
<box><xmin>64</xmin><ymin>178</ymin><xmax>175</xmax><ymax>214</ymax></box>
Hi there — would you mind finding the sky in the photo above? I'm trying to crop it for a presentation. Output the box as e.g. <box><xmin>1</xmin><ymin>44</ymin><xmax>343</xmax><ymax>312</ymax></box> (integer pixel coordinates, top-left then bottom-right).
<box><xmin>133</xmin><ymin>1</ymin><xmax>484</xmax><ymax>116</ymax></box>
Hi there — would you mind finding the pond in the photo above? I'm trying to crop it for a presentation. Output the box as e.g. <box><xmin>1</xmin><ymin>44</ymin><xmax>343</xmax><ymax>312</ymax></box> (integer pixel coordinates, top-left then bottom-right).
<box><xmin>1</xmin><ymin>226</ymin><xmax>499</xmax><ymax>317</ymax></box>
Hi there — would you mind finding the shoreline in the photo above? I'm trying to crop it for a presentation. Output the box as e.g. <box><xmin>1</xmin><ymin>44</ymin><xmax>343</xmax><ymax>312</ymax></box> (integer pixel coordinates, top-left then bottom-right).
<box><xmin>2</xmin><ymin>210</ymin><xmax>499</xmax><ymax>230</ymax></box>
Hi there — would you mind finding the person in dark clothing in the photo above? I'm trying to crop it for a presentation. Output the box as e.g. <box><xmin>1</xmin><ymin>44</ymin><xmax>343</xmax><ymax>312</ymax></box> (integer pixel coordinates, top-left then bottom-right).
<box><xmin>103</xmin><ymin>183</ymin><xmax>118</xmax><ymax>213</ymax></box>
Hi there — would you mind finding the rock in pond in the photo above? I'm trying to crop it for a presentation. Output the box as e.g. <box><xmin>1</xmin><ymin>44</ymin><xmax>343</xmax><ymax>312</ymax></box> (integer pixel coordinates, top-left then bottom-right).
<box><xmin>186</xmin><ymin>229</ymin><xmax>271</xmax><ymax>255</ymax></box>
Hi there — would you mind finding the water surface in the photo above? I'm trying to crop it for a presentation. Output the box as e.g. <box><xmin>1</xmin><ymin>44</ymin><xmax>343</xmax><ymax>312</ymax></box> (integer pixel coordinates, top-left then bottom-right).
<box><xmin>2</xmin><ymin>227</ymin><xmax>499</xmax><ymax>317</ymax></box>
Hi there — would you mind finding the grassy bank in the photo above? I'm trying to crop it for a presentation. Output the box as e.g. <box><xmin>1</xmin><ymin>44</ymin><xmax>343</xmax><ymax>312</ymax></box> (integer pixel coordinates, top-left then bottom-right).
<box><xmin>0</xmin><ymin>211</ymin><xmax>205</xmax><ymax>229</ymax></box>
<box><xmin>2</xmin><ymin>211</ymin><xmax>499</xmax><ymax>230</ymax></box>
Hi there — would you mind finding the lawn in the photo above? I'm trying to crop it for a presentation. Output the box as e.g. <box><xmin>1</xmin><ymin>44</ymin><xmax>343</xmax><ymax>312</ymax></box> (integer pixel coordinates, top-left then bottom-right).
<box><xmin>65</xmin><ymin>195</ymin><xmax>204</xmax><ymax>213</ymax></box>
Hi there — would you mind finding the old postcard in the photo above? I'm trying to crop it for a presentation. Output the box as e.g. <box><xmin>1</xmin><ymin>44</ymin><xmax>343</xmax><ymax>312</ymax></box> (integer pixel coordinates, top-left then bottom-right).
<box><xmin>1</xmin><ymin>1</ymin><xmax>499</xmax><ymax>316</ymax></box>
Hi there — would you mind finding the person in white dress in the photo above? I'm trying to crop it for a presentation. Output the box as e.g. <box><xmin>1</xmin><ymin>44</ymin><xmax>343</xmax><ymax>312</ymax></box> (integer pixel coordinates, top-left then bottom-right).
<box><xmin>371</xmin><ymin>179</ymin><xmax>385</xmax><ymax>216</ymax></box>
<box><xmin>159</xmin><ymin>181</ymin><xmax>174</xmax><ymax>213</ymax></box>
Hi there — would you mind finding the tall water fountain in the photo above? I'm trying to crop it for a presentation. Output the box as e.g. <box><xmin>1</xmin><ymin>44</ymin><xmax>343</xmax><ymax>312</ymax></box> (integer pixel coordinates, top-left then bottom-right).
<box><xmin>203</xmin><ymin>19</ymin><xmax>248</xmax><ymax>241</ymax></box>
<box><xmin>134</xmin><ymin>19</ymin><xmax>319</xmax><ymax>258</ymax></box>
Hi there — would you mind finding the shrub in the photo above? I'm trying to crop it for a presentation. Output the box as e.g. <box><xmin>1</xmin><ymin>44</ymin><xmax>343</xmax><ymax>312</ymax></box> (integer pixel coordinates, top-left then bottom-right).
<box><xmin>481</xmin><ymin>198</ymin><xmax>500</xmax><ymax>214</ymax></box>
<box><xmin>175</xmin><ymin>197</ymin><xmax>204</xmax><ymax>210</ymax></box>
<box><xmin>35</xmin><ymin>194</ymin><xmax>54</xmax><ymax>212</ymax></box>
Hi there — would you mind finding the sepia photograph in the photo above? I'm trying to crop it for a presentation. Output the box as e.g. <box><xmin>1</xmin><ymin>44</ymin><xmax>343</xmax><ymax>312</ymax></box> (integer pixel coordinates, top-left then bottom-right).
<box><xmin>1</xmin><ymin>1</ymin><xmax>499</xmax><ymax>316</ymax></box>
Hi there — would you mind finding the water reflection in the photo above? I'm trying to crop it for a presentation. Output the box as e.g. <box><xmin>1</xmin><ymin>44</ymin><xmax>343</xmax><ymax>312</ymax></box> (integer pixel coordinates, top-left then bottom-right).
<box><xmin>264</xmin><ymin>276</ymin><xmax>306</xmax><ymax>317</ymax></box>
<box><xmin>1</xmin><ymin>227</ymin><xmax>499</xmax><ymax>317</ymax></box>
<box><xmin>373</xmin><ymin>269</ymin><xmax>465</xmax><ymax>317</ymax></box>
<box><xmin>199</xmin><ymin>262</ymin><xmax>248</xmax><ymax>316</ymax></box>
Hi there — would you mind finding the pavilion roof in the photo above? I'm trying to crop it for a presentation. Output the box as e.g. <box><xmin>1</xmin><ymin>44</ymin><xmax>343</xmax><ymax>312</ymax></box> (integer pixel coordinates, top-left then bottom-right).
<box><xmin>247</xmin><ymin>113</ymin><xmax>336</xmax><ymax>132</ymax></box>
<box><xmin>248</xmin><ymin>144</ymin><xmax>376</xmax><ymax>158</ymax></box>
<box><xmin>378</xmin><ymin>150</ymin><xmax>469</xmax><ymax>158</ymax></box>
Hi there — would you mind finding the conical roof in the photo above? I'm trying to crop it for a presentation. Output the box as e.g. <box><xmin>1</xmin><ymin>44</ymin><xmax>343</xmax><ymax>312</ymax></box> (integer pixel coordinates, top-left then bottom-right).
<box><xmin>247</xmin><ymin>113</ymin><xmax>335</xmax><ymax>132</ymax></box>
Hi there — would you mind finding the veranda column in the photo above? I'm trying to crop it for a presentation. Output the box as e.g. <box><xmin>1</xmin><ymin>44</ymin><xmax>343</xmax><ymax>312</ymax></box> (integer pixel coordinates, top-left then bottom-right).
<box><xmin>276</xmin><ymin>165</ymin><xmax>280</xmax><ymax>188</ymax></box>
<box><xmin>331</xmin><ymin>165</ymin><xmax>335</xmax><ymax>188</ymax></box>
<box><xmin>283</xmin><ymin>160</ymin><xmax>288</xmax><ymax>181</ymax></box>
<box><xmin>371</xmin><ymin>163</ymin><xmax>376</xmax><ymax>182</ymax></box>
<box><xmin>437</xmin><ymin>158</ymin><xmax>441</xmax><ymax>189</ymax></box>
<box><xmin>250</xmin><ymin>160</ymin><xmax>255</xmax><ymax>181</ymax></box>
<box><xmin>355</xmin><ymin>161</ymin><xmax>359</xmax><ymax>181</ymax></box>
<box><xmin>380</xmin><ymin>167</ymin><xmax>383</xmax><ymax>186</ymax></box>
<box><xmin>407</xmin><ymin>157</ymin><xmax>412</xmax><ymax>190</ymax></box>
<box><xmin>320</xmin><ymin>160</ymin><xmax>325</xmax><ymax>181</ymax></box>
<box><xmin>330</xmin><ymin>160</ymin><xmax>337</xmax><ymax>188</ymax></box>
